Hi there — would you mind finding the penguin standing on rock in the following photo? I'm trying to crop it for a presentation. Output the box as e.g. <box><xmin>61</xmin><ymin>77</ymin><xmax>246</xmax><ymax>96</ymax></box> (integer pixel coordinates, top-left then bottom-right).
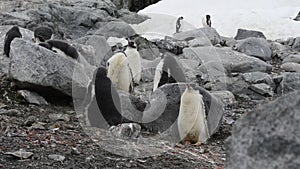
<box><xmin>3</xmin><ymin>26</ymin><xmax>22</xmax><ymax>57</ymax></box>
<box><xmin>33</xmin><ymin>26</ymin><xmax>53</xmax><ymax>43</ymax></box>
<box><xmin>178</xmin><ymin>84</ymin><xmax>210</xmax><ymax>145</ymax></box>
<box><xmin>202</xmin><ymin>14</ymin><xmax>212</xmax><ymax>27</ymax></box>
<box><xmin>176</xmin><ymin>16</ymin><xmax>184</xmax><ymax>33</ymax></box>
<box><xmin>125</xmin><ymin>38</ymin><xmax>141</xmax><ymax>85</ymax></box>
<box><xmin>39</xmin><ymin>40</ymin><xmax>79</xmax><ymax>59</ymax></box>
<box><xmin>153</xmin><ymin>54</ymin><xmax>186</xmax><ymax>91</ymax></box>
<box><xmin>106</xmin><ymin>51</ymin><xmax>133</xmax><ymax>93</ymax></box>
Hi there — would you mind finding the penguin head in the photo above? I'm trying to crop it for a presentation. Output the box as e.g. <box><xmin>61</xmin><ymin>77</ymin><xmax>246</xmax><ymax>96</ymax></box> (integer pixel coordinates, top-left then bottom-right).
<box><xmin>179</xmin><ymin>16</ymin><xmax>184</xmax><ymax>20</ymax></box>
<box><xmin>11</xmin><ymin>26</ymin><xmax>22</xmax><ymax>38</ymax></box>
<box><xmin>126</xmin><ymin>38</ymin><xmax>137</xmax><ymax>49</ymax></box>
<box><xmin>206</xmin><ymin>15</ymin><xmax>211</xmax><ymax>20</ymax></box>
<box><xmin>186</xmin><ymin>83</ymin><xmax>198</xmax><ymax>93</ymax></box>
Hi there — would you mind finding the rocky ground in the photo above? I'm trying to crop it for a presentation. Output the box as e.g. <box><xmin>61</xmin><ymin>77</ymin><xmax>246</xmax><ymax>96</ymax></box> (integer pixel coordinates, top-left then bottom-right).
<box><xmin>1</xmin><ymin>0</ymin><xmax>300</xmax><ymax>168</ymax></box>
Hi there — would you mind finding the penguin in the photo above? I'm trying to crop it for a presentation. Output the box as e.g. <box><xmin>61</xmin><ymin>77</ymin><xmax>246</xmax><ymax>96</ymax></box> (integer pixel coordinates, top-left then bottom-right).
<box><xmin>106</xmin><ymin>51</ymin><xmax>133</xmax><ymax>93</ymax></box>
<box><xmin>176</xmin><ymin>16</ymin><xmax>184</xmax><ymax>33</ymax></box>
<box><xmin>177</xmin><ymin>84</ymin><xmax>210</xmax><ymax>145</ymax></box>
<box><xmin>124</xmin><ymin>38</ymin><xmax>141</xmax><ymax>85</ymax></box>
<box><xmin>202</xmin><ymin>14</ymin><xmax>212</xmax><ymax>28</ymax></box>
<box><xmin>94</xmin><ymin>67</ymin><xmax>124</xmax><ymax>126</ymax></box>
<box><xmin>3</xmin><ymin>26</ymin><xmax>22</xmax><ymax>57</ymax></box>
<box><xmin>153</xmin><ymin>54</ymin><xmax>186</xmax><ymax>92</ymax></box>
<box><xmin>33</xmin><ymin>26</ymin><xmax>53</xmax><ymax>43</ymax></box>
<box><xmin>38</xmin><ymin>40</ymin><xmax>78</xmax><ymax>59</ymax></box>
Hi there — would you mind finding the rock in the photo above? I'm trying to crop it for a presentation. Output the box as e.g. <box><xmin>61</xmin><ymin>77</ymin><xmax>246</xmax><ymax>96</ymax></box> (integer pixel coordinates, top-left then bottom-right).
<box><xmin>281</xmin><ymin>62</ymin><xmax>300</xmax><ymax>72</ymax></box>
<box><xmin>142</xmin><ymin>83</ymin><xmax>224</xmax><ymax>142</ymax></box>
<box><xmin>153</xmin><ymin>38</ymin><xmax>185</xmax><ymax>55</ymax></box>
<box><xmin>249</xmin><ymin>83</ymin><xmax>273</xmax><ymax>97</ymax></box>
<box><xmin>291</xmin><ymin>37</ymin><xmax>300</xmax><ymax>52</ymax></box>
<box><xmin>4</xmin><ymin>109</ymin><xmax>21</xmax><ymax>117</ymax></box>
<box><xmin>48</xmin><ymin>154</ymin><xmax>65</xmax><ymax>162</ymax></box>
<box><xmin>283</xmin><ymin>54</ymin><xmax>300</xmax><ymax>64</ymax></box>
<box><xmin>117</xmin><ymin>9</ymin><xmax>149</xmax><ymax>24</ymax></box>
<box><xmin>73</xmin><ymin>35</ymin><xmax>112</xmax><ymax>66</ymax></box>
<box><xmin>49</xmin><ymin>114</ymin><xmax>71</xmax><ymax>122</ymax></box>
<box><xmin>221</xmin><ymin>36</ymin><xmax>237</xmax><ymax>47</ymax></box>
<box><xmin>109</xmin><ymin>123</ymin><xmax>141</xmax><ymax>139</ymax></box>
<box><xmin>17</xmin><ymin>90</ymin><xmax>49</xmax><ymax>105</ymax></box>
<box><xmin>5</xmin><ymin>150</ymin><xmax>33</xmax><ymax>159</ymax></box>
<box><xmin>183</xmin><ymin>46</ymin><xmax>272</xmax><ymax>76</ymax></box>
<box><xmin>135</xmin><ymin>36</ymin><xmax>160</xmax><ymax>60</ymax></box>
<box><xmin>141</xmin><ymin>58</ymin><xmax>161</xmax><ymax>81</ymax></box>
<box><xmin>173</xmin><ymin>27</ymin><xmax>221</xmax><ymax>45</ymax></box>
<box><xmin>294</xmin><ymin>11</ymin><xmax>300</xmax><ymax>21</ymax></box>
<box><xmin>94</xmin><ymin>21</ymin><xmax>136</xmax><ymax>38</ymax></box>
<box><xmin>211</xmin><ymin>90</ymin><xmax>236</xmax><ymax>105</ymax></box>
<box><xmin>179</xmin><ymin>59</ymin><xmax>201</xmax><ymax>71</ymax></box>
<box><xmin>226</xmin><ymin>91</ymin><xmax>300</xmax><ymax>169</ymax></box>
<box><xmin>242</xmin><ymin>72</ymin><xmax>274</xmax><ymax>86</ymax></box>
<box><xmin>188</xmin><ymin>37</ymin><xmax>212</xmax><ymax>47</ymax></box>
<box><xmin>277</xmin><ymin>73</ymin><xmax>300</xmax><ymax>95</ymax></box>
<box><xmin>112</xmin><ymin>0</ymin><xmax>161</xmax><ymax>12</ymax></box>
<box><xmin>269</xmin><ymin>41</ymin><xmax>293</xmax><ymax>59</ymax></box>
<box><xmin>234</xmin><ymin>28</ymin><xmax>266</xmax><ymax>40</ymax></box>
<box><xmin>9</xmin><ymin>39</ymin><xmax>93</xmax><ymax>100</ymax></box>
<box><xmin>235</xmin><ymin>37</ymin><xmax>272</xmax><ymax>61</ymax></box>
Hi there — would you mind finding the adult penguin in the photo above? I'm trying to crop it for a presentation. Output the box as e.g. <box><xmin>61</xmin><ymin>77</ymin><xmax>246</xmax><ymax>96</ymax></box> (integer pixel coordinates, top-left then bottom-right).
<box><xmin>3</xmin><ymin>26</ymin><xmax>22</xmax><ymax>57</ymax></box>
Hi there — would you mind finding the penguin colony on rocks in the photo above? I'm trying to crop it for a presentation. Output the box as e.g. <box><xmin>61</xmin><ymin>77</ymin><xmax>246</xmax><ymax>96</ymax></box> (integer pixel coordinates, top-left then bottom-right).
<box><xmin>3</xmin><ymin>16</ymin><xmax>220</xmax><ymax>146</ymax></box>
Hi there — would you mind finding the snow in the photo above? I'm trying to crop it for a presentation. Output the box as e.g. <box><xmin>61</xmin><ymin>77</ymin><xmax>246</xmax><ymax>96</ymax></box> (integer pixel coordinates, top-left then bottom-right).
<box><xmin>132</xmin><ymin>0</ymin><xmax>300</xmax><ymax>40</ymax></box>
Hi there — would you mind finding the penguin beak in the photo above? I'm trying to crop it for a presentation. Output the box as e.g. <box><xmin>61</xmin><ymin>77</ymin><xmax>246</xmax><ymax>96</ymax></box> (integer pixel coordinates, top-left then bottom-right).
<box><xmin>187</xmin><ymin>83</ymin><xmax>192</xmax><ymax>90</ymax></box>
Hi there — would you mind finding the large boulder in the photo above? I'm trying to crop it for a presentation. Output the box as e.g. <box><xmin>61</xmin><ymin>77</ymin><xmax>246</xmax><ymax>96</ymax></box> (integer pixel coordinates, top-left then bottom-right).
<box><xmin>94</xmin><ymin>21</ymin><xmax>136</xmax><ymax>38</ymax></box>
<box><xmin>283</xmin><ymin>54</ymin><xmax>300</xmax><ymax>64</ymax></box>
<box><xmin>277</xmin><ymin>73</ymin><xmax>300</xmax><ymax>94</ymax></box>
<box><xmin>183</xmin><ymin>46</ymin><xmax>272</xmax><ymax>77</ymax></box>
<box><xmin>242</xmin><ymin>72</ymin><xmax>274</xmax><ymax>86</ymax></box>
<box><xmin>112</xmin><ymin>0</ymin><xmax>161</xmax><ymax>12</ymax></box>
<box><xmin>117</xmin><ymin>9</ymin><xmax>149</xmax><ymax>24</ymax></box>
<box><xmin>234</xmin><ymin>28</ymin><xmax>266</xmax><ymax>40</ymax></box>
<box><xmin>281</xmin><ymin>62</ymin><xmax>300</xmax><ymax>73</ymax></box>
<box><xmin>226</xmin><ymin>91</ymin><xmax>300</xmax><ymax>169</ymax></box>
<box><xmin>235</xmin><ymin>37</ymin><xmax>272</xmax><ymax>61</ymax></box>
<box><xmin>173</xmin><ymin>27</ymin><xmax>221</xmax><ymax>46</ymax></box>
<box><xmin>291</xmin><ymin>37</ymin><xmax>300</xmax><ymax>52</ymax></box>
<box><xmin>73</xmin><ymin>35</ymin><xmax>112</xmax><ymax>66</ymax></box>
<box><xmin>9</xmin><ymin>39</ymin><xmax>93</xmax><ymax>100</ymax></box>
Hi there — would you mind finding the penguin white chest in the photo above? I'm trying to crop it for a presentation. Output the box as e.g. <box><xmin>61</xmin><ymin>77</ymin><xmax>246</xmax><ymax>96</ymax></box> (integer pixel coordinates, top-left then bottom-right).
<box><xmin>125</xmin><ymin>47</ymin><xmax>141</xmax><ymax>84</ymax></box>
<box><xmin>153</xmin><ymin>59</ymin><xmax>164</xmax><ymax>92</ymax></box>
<box><xmin>178</xmin><ymin>88</ymin><xmax>209</xmax><ymax>144</ymax></box>
<box><xmin>106</xmin><ymin>53</ymin><xmax>131</xmax><ymax>92</ymax></box>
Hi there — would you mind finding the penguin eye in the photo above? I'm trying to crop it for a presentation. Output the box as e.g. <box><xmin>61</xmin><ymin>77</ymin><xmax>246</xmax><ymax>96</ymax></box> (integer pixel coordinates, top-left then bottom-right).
<box><xmin>106</xmin><ymin>62</ymin><xmax>110</xmax><ymax>67</ymax></box>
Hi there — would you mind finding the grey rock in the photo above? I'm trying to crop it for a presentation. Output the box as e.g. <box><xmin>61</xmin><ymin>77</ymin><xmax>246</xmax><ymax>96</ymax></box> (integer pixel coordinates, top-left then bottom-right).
<box><xmin>17</xmin><ymin>90</ymin><xmax>49</xmax><ymax>105</ymax></box>
<box><xmin>73</xmin><ymin>35</ymin><xmax>112</xmax><ymax>66</ymax></box>
<box><xmin>283</xmin><ymin>54</ymin><xmax>300</xmax><ymax>64</ymax></box>
<box><xmin>139</xmin><ymin>47</ymin><xmax>160</xmax><ymax>60</ymax></box>
<box><xmin>242</xmin><ymin>72</ymin><xmax>274</xmax><ymax>86</ymax></box>
<box><xmin>4</xmin><ymin>109</ymin><xmax>21</xmax><ymax>117</ymax></box>
<box><xmin>249</xmin><ymin>83</ymin><xmax>273</xmax><ymax>97</ymax></box>
<box><xmin>220</xmin><ymin>36</ymin><xmax>237</xmax><ymax>47</ymax></box>
<box><xmin>226</xmin><ymin>91</ymin><xmax>300</xmax><ymax>169</ymax></box>
<box><xmin>294</xmin><ymin>11</ymin><xmax>300</xmax><ymax>21</ymax></box>
<box><xmin>269</xmin><ymin>41</ymin><xmax>293</xmax><ymax>59</ymax></box>
<box><xmin>48</xmin><ymin>154</ymin><xmax>65</xmax><ymax>162</ymax></box>
<box><xmin>9</xmin><ymin>39</ymin><xmax>93</xmax><ymax>99</ymax></box>
<box><xmin>142</xmin><ymin>83</ymin><xmax>224</xmax><ymax>142</ymax></box>
<box><xmin>49</xmin><ymin>114</ymin><xmax>71</xmax><ymax>122</ymax></box>
<box><xmin>291</xmin><ymin>37</ymin><xmax>300</xmax><ymax>52</ymax></box>
<box><xmin>235</xmin><ymin>37</ymin><xmax>272</xmax><ymax>61</ymax></box>
<box><xmin>174</xmin><ymin>27</ymin><xmax>221</xmax><ymax>45</ymax></box>
<box><xmin>117</xmin><ymin>9</ymin><xmax>149</xmax><ymax>24</ymax></box>
<box><xmin>5</xmin><ymin>150</ymin><xmax>33</xmax><ymax>159</ymax></box>
<box><xmin>179</xmin><ymin>59</ymin><xmax>200</xmax><ymax>71</ymax></box>
<box><xmin>94</xmin><ymin>21</ymin><xmax>136</xmax><ymax>38</ymax></box>
<box><xmin>141</xmin><ymin>58</ymin><xmax>161</xmax><ymax>81</ymax></box>
<box><xmin>188</xmin><ymin>37</ymin><xmax>212</xmax><ymax>47</ymax></box>
<box><xmin>153</xmin><ymin>38</ymin><xmax>185</xmax><ymax>55</ymax></box>
<box><xmin>109</xmin><ymin>123</ymin><xmax>141</xmax><ymax>139</ymax></box>
<box><xmin>277</xmin><ymin>73</ymin><xmax>300</xmax><ymax>94</ymax></box>
<box><xmin>281</xmin><ymin>62</ymin><xmax>300</xmax><ymax>72</ymax></box>
<box><xmin>211</xmin><ymin>90</ymin><xmax>236</xmax><ymax>105</ymax></box>
<box><xmin>112</xmin><ymin>0</ymin><xmax>161</xmax><ymax>12</ymax></box>
<box><xmin>183</xmin><ymin>46</ymin><xmax>272</xmax><ymax>76</ymax></box>
<box><xmin>234</xmin><ymin>28</ymin><xmax>266</xmax><ymax>40</ymax></box>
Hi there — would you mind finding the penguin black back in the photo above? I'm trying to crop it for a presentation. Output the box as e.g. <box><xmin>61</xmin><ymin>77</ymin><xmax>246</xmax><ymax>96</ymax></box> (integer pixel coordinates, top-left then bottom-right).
<box><xmin>95</xmin><ymin>67</ymin><xmax>128</xmax><ymax>126</ymax></box>
<box><xmin>39</xmin><ymin>40</ymin><xmax>79</xmax><ymax>59</ymax></box>
<box><xmin>34</xmin><ymin>26</ymin><xmax>53</xmax><ymax>42</ymax></box>
<box><xmin>3</xmin><ymin>26</ymin><xmax>22</xmax><ymax>57</ymax></box>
